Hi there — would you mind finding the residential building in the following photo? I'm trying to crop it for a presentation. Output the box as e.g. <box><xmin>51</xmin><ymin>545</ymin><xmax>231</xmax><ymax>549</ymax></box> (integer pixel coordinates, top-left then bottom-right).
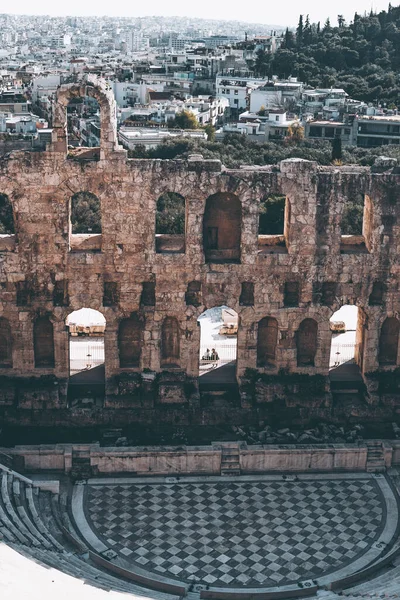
<box><xmin>118</xmin><ymin>126</ymin><xmax>206</xmax><ymax>150</ymax></box>
<box><xmin>249</xmin><ymin>79</ymin><xmax>304</xmax><ymax>113</ymax></box>
<box><xmin>305</xmin><ymin>119</ymin><xmax>354</xmax><ymax>145</ymax></box>
<box><xmin>354</xmin><ymin>114</ymin><xmax>400</xmax><ymax>147</ymax></box>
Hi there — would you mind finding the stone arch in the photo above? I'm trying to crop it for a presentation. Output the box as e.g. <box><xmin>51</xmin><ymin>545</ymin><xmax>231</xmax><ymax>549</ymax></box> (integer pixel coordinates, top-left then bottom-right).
<box><xmin>118</xmin><ymin>314</ymin><xmax>143</xmax><ymax>368</ymax></box>
<box><xmin>50</xmin><ymin>76</ymin><xmax>119</xmax><ymax>157</ymax></box>
<box><xmin>257</xmin><ymin>317</ymin><xmax>278</xmax><ymax>367</ymax></box>
<box><xmin>70</xmin><ymin>191</ymin><xmax>102</xmax><ymax>234</ymax></box>
<box><xmin>161</xmin><ymin>317</ymin><xmax>180</xmax><ymax>367</ymax></box>
<box><xmin>297</xmin><ymin>318</ymin><xmax>318</xmax><ymax>366</ymax></box>
<box><xmin>155</xmin><ymin>191</ymin><xmax>186</xmax><ymax>254</ymax></box>
<box><xmin>0</xmin><ymin>317</ymin><xmax>12</xmax><ymax>367</ymax></box>
<box><xmin>379</xmin><ymin>317</ymin><xmax>400</xmax><ymax>365</ymax></box>
<box><xmin>203</xmin><ymin>192</ymin><xmax>241</xmax><ymax>263</ymax></box>
<box><xmin>0</xmin><ymin>193</ymin><xmax>15</xmax><ymax>235</ymax></box>
<box><xmin>34</xmin><ymin>316</ymin><xmax>55</xmax><ymax>368</ymax></box>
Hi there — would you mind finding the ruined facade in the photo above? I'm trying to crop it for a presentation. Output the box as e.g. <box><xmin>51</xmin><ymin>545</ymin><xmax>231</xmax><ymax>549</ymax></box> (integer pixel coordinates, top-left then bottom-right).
<box><xmin>1</xmin><ymin>77</ymin><xmax>400</xmax><ymax>428</ymax></box>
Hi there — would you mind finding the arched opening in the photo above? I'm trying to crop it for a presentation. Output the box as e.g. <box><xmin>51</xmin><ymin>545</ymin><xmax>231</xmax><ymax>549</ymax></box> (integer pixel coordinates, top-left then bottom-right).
<box><xmin>341</xmin><ymin>193</ymin><xmax>372</xmax><ymax>253</ymax></box>
<box><xmin>379</xmin><ymin>317</ymin><xmax>400</xmax><ymax>366</ymax></box>
<box><xmin>66</xmin><ymin>308</ymin><xmax>106</xmax><ymax>407</ymax></box>
<box><xmin>119</xmin><ymin>314</ymin><xmax>143</xmax><ymax>368</ymax></box>
<box><xmin>203</xmin><ymin>193</ymin><xmax>241</xmax><ymax>263</ymax></box>
<box><xmin>70</xmin><ymin>191</ymin><xmax>102</xmax><ymax>252</ymax></box>
<box><xmin>329</xmin><ymin>305</ymin><xmax>367</xmax><ymax>387</ymax></box>
<box><xmin>67</xmin><ymin>95</ymin><xmax>101</xmax><ymax>160</ymax></box>
<box><xmin>155</xmin><ymin>192</ymin><xmax>185</xmax><ymax>254</ymax></box>
<box><xmin>34</xmin><ymin>316</ymin><xmax>55</xmax><ymax>368</ymax></box>
<box><xmin>0</xmin><ymin>317</ymin><xmax>12</xmax><ymax>367</ymax></box>
<box><xmin>257</xmin><ymin>317</ymin><xmax>278</xmax><ymax>367</ymax></box>
<box><xmin>297</xmin><ymin>318</ymin><xmax>318</xmax><ymax>367</ymax></box>
<box><xmin>258</xmin><ymin>194</ymin><xmax>288</xmax><ymax>254</ymax></box>
<box><xmin>330</xmin><ymin>306</ymin><xmax>358</xmax><ymax>368</ymax></box>
<box><xmin>198</xmin><ymin>306</ymin><xmax>238</xmax><ymax>383</ymax></box>
<box><xmin>0</xmin><ymin>193</ymin><xmax>16</xmax><ymax>251</ymax></box>
<box><xmin>161</xmin><ymin>317</ymin><xmax>180</xmax><ymax>368</ymax></box>
<box><xmin>0</xmin><ymin>193</ymin><xmax>15</xmax><ymax>235</ymax></box>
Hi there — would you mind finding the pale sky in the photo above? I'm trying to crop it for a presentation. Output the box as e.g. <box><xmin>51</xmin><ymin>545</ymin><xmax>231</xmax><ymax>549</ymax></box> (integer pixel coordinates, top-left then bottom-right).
<box><xmin>1</xmin><ymin>0</ymin><xmax>394</xmax><ymax>27</ymax></box>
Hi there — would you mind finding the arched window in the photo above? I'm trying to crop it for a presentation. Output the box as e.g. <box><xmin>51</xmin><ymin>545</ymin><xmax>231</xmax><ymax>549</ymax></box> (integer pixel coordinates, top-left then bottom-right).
<box><xmin>71</xmin><ymin>191</ymin><xmax>101</xmax><ymax>234</ymax></box>
<box><xmin>0</xmin><ymin>317</ymin><xmax>12</xmax><ymax>367</ymax></box>
<box><xmin>257</xmin><ymin>317</ymin><xmax>278</xmax><ymax>367</ymax></box>
<box><xmin>161</xmin><ymin>317</ymin><xmax>180</xmax><ymax>367</ymax></box>
<box><xmin>203</xmin><ymin>192</ymin><xmax>241</xmax><ymax>263</ymax></box>
<box><xmin>297</xmin><ymin>318</ymin><xmax>318</xmax><ymax>366</ymax></box>
<box><xmin>34</xmin><ymin>316</ymin><xmax>55</xmax><ymax>368</ymax></box>
<box><xmin>379</xmin><ymin>317</ymin><xmax>400</xmax><ymax>365</ymax></box>
<box><xmin>258</xmin><ymin>194</ymin><xmax>288</xmax><ymax>254</ymax></box>
<box><xmin>259</xmin><ymin>195</ymin><xmax>286</xmax><ymax>235</ymax></box>
<box><xmin>341</xmin><ymin>193</ymin><xmax>364</xmax><ymax>235</ymax></box>
<box><xmin>0</xmin><ymin>193</ymin><xmax>15</xmax><ymax>235</ymax></box>
<box><xmin>155</xmin><ymin>192</ymin><xmax>185</xmax><ymax>253</ymax></box>
<box><xmin>67</xmin><ymin>94</ymin><xmax>101</xmax><ymax>156</ymax></box>
<box><xmin>119</xmin><ymin>314</ymin><xmax>143</xmax><ymax>368</ymax></box>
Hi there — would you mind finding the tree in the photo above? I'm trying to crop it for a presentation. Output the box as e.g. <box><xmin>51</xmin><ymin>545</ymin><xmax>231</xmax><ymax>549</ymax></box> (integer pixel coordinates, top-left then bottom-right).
<box><xmin>287</xmin><ymin>123</ymin><xmax>305</xmax><ymax>142</ymax></box>
<box><xmin>283</xmin><ymin>28</ymin><xmax>296</xmax><ymax>49</ymax></box>
<box><xmin>168</xmin><ymin>110</ymin><xmax>198</xmax><ymax>129</ymax></box>
<box><xmin>156</xmin><ymin>192</ymin><xmax>185</xmax><ymax>234</ymax></box>
<box><xmin>296</xmin><ymin>15</ymin><xmax>304</xmax><ymax>46</ymax></box>
<box><xmin>332</xmin><ymin>137</ymin><xmax>343</xmax><ymax>161</ymax></box>
<box><xmin>259</xmin><ymin>195</ymin><xmax>286</xmax><ymax>234</ymax></box>
<box><xmin>205</xmin><ymin>123</ymin><xmax>216</xmax><ymax>141</ymax></box>
<box><xmin>71</xmin><ymin>192</ymin><xmax>101</xmax><ymax>234</ymax></box>
<box><xmin>254</xmin><ymin>49</ymin><xmax>271</xmax><ymax>76</ymax></box>
<box><xmin>338</xmin><ymin>15</ymin><xmax>346</xmax><ymax>28</ymax></box>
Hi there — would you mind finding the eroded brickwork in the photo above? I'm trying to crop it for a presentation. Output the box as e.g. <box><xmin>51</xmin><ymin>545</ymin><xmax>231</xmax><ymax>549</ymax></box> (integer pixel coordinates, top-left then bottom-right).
<box><xmin>1</xmin><ymin>78</ymin><xmax>400</xmax><ymax>428</ymax></box>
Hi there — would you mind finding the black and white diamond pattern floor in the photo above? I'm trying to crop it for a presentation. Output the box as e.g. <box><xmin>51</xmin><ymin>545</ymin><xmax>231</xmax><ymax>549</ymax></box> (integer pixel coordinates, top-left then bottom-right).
<box><xmin>84</xmin><ymin>477</ymin><xmax>386</xmax><ymax>587</ymax></box>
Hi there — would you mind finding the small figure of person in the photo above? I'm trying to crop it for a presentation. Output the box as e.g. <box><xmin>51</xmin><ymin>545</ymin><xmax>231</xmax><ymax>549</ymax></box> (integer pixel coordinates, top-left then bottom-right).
<box><xmin>202</xmin><ymin>348</ymin><xmax>211</xmax><ymax>361</ymax></box>
<box><xmin>210</xmin><ymin>347</ymin><xmax>219</xmax><ymax>367</ymax></box>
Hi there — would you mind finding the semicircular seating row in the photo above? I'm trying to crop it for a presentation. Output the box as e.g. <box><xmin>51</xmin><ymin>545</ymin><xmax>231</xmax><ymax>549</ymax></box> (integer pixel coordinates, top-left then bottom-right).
<box><xmin>1</xmin><ymin>461</ymin><xmax>400</xmax><ymax>600</ymax></box>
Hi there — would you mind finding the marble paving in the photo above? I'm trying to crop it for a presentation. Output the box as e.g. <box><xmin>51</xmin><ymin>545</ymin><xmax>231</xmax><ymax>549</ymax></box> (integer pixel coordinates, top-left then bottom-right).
<box><xmin>83</xmin><ymin>476</ymin><xmax>388</xmax><ymax>587</ymax></box>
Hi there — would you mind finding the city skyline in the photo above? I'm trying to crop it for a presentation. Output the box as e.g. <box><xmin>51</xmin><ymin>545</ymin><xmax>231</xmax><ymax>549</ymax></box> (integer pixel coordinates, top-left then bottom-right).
<box><xmin>0</xmin><ymin>0</ymin><xmax>394</xmax><ymax>27</ymax></box>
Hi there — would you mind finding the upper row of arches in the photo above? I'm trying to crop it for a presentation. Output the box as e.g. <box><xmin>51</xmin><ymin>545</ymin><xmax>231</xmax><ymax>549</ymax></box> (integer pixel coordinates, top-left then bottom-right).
<box><xmin>0</xmin><ymin>190</ymin><xmax>371</xmax><ymax>260</ymax></box>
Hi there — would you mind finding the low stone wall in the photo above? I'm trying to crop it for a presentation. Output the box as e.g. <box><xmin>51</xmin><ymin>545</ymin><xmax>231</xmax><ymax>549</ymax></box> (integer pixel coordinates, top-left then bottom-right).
<box><xmin>2</xmin><ymin>441</ymin><xmax>394</xmax><ymax>475</ymax></box>
<box><xmin>240</xmin><ymin>444</ymin><xmax>368</xmax><ymax>472</ymax></box>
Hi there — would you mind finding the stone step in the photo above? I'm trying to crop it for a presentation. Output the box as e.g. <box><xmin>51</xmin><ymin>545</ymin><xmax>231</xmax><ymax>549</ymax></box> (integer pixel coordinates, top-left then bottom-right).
<box><xmin>5</xmin><ymin>474</ymin><xmax>42</xmax><ymax>547</ymax></box>
<box><xmin>13</xmin><ymin>479</ymin><xmax>53</xmax><ymax>549</ymax></box>
<box><xmin>344</xmin><ymin>564</ymin><xmax>400</xmax><ymax>594</ymax></box>
<box><xmin>221</xmin><ymin>455</ymin><xmax>240</xmax><ymax>463</ymax></box>
<box><xmin>25</xmin><ymin>486</ymin><xmax>64</xmax><ymax>551</ymax></box>
<box><xmin>221</xmin><ymin>463</ymin><xmax>240</xmax><ymax>470</ymax></box>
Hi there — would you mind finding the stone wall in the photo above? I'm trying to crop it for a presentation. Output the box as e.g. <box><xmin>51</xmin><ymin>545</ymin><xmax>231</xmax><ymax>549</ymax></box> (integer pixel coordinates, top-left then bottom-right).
<box><xmin>1</xmin><ymin>79</ymin><xmax>400</xmax><ymax>427</ymax></box>
<box><xmin>3</xmin><ymin>443</ymin><xmax>374</xmax><ymax>475</ymax></box>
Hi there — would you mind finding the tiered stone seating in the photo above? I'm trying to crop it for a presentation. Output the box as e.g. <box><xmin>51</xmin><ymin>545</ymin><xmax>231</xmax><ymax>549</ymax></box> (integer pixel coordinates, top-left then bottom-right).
<box><xmin>1</xmin><ymin>460</ymin><xmax>400</xmax><ymax>600</ymax></box>
<box><xmin>0</xmin><ymin>463</ymin><xmax>181</xmax><ymax>600</ymax></box>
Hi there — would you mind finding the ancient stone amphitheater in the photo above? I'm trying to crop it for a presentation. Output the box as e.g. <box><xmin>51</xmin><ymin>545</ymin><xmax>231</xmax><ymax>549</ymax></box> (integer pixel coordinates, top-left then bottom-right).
<box><xmin>1</xmin><ymin>442</ymin><xmax>400</xmax><ymax>599</ymax></box>
<box><xmin>3</xmin><ymin>76</ymin><xmax>400</xmax><ymax>598</ymax></box>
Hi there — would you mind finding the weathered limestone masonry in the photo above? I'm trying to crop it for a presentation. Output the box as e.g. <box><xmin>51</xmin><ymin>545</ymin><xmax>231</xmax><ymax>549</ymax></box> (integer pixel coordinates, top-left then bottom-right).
<box><xmin>1</xmin><ymin>76</ymin><xmax>400</xmax><ymax>429</ymax></box>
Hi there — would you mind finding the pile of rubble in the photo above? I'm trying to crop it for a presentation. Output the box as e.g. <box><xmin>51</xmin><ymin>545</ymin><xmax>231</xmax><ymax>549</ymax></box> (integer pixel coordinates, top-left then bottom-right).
<box><xmin>232</xmin><ymin>423</ymin><xmax>366</xmax><ymax>445</ymax></box>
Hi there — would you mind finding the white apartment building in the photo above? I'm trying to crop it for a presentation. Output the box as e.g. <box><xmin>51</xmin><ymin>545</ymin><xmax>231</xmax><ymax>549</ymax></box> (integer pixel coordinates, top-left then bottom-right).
<box><xmin>118</xmin><ymin>127</ymin><xmax>206</xmax><ymax>150</ymax></box>
<box><xmin>301</xmin><ymin>88</ymin><xmax>347</xmax><ymax>114</ymax></box>
<box><xmin>112</xmin><ymin>81</ymin><xmax>149</xmax><ymax>107</ymax></box>
<box><xmin>216</xmin><ymin>75</ymin><xmax>266</xmax><ymax>111</ymax></box>
<box><xmin>126</xmin><ymin>30</ymin><xmax>149</xmax><ymax>53</ymax></box>
<box><xmin>249</xmin><ymin>79</ymin><xmax>304</xmax><ymax>112</ymax></box>
<box><xmin>31</xmin><ymin>74</ymin><xmax>61</xmax><ymax>103</ymax></box>
<box><xmin>121</xmin><ymin>96</ymin><xmax>228</xmax><ymax>127</ymax></box>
